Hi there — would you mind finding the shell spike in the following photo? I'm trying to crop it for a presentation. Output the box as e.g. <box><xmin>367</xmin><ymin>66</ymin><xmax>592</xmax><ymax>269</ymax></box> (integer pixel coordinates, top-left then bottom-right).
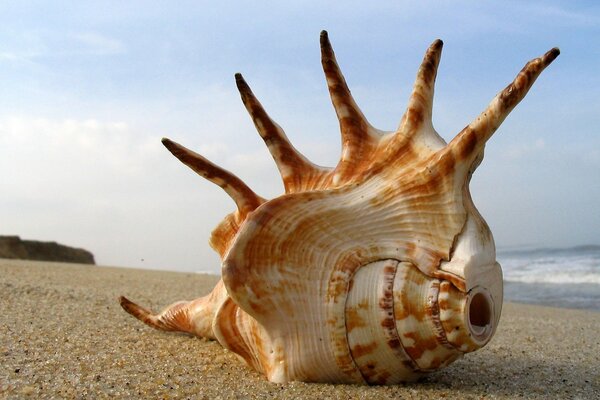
<box><xmin>320</xmin><ymin>30</ymin><xmax>378</xmax><ymax>180</ymax></box>
<box><xmin>398</xmin><ymin>39</ymin><xmax>444</xmax><ymax>135</ymax></box>
<box><xmin>119</xmin><ymin>296</ymin><xmax>193</xmax><ymax>333</ymax></box>
<box><xmin>443</xmin><ymin>47</ymin><xmax>560</xmax><ymax>169</ymax></box>
<box><xmin>120</xmin><ymin>280</ymin><xmax>228</xmax><ymax>338</ymax></box>
<box><xmin>235</xmin><ymin>73</ymin><xmax>323</xmax><ymax>193</ymax></box>
<box><xmin>161</xmin><ymin>137</ymin><xmax>264</xmax><ymax>216</ymax></box>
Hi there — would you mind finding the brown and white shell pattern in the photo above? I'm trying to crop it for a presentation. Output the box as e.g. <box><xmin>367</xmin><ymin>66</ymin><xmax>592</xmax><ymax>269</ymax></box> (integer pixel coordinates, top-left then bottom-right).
<box><xmin>120</xmin><ymin>31</ymin><xmax>559</xmax><ymax>384</ymax></box>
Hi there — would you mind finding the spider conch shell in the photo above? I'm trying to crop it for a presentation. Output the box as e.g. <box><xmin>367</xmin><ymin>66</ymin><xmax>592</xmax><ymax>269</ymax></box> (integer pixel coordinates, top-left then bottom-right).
<box><xmin>120</xmin><ymin>31</ymin><xmax>559</xmax><ymax>384</ymax></box>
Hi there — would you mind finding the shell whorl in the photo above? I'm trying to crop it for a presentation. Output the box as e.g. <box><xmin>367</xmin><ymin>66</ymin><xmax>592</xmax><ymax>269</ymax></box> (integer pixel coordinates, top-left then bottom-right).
<box><xmin>120</xmin><ymin>31</ymin><xmax>559</xmax><ymax>384</ymax></box>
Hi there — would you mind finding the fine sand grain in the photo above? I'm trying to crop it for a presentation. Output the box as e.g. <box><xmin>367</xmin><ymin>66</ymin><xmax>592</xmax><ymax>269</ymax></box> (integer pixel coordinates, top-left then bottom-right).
<box><xmin>1</xmin><ymin>259</ymin><xmax>599</xmax><ymax>399</ymax></box>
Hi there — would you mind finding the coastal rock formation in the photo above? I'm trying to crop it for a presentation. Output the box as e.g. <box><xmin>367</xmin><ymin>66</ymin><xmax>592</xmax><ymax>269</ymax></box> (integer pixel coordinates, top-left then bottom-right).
<box><xmin>0</xmin><ymin>236</ymin><xmax>95</xmax><ymax>264</ymax></box>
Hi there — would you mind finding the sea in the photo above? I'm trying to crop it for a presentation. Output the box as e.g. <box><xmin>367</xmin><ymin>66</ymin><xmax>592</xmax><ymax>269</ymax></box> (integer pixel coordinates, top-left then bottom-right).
<box><xmin>498</xmin><ymin>245</ymin><xmax>600</xmax><ymax>312</ymax></box>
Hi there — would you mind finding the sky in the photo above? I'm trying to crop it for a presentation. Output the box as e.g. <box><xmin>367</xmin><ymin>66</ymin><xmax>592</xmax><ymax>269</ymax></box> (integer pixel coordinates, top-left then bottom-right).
<box><xmin>0</xmin><ymin>1</ymin><xmax>598</xmax><ymax>273</ymax></box>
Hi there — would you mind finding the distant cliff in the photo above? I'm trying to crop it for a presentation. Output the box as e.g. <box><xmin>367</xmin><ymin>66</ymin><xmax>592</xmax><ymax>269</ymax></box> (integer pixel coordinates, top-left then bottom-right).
<box><xmin>0</xmin><ymin>236</ymin><xmax>95</xmax><ymax>264</ymax></box>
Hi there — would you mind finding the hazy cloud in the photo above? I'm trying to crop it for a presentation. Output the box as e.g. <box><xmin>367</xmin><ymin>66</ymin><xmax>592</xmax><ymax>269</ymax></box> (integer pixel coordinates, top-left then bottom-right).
<box><xmin>503</xmin><ymin>138</ymin><xmax>546</xmax><ymax>160</ymax></box>
<box><xmin>71</xmin><ymin>32</ymin><xmax>126</xmax><ymax>56</ymax></box>
<box><xmin>522</xmin><ymin>2</ymin><xmax>600</xmax><ymax>26</ymax></box>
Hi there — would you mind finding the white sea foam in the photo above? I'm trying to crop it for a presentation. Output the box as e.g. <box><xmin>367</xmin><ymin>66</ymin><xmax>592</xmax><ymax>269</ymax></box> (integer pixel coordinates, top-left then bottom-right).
<box><xmin>504</xmin><ymin>271</ymin><xmax>600</xmax><ymax>285</ymax></box>
<box><xmin>498</xmin><ymin>247</ymin><xmax>600</xmax><ymax>285</ymax></box>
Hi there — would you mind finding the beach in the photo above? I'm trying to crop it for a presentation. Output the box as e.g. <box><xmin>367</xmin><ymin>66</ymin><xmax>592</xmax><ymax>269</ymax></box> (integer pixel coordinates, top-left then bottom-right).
<box><xmin>1</xmin><ymin>259</ymin><xmax>599</xmax><ymax>399</ymax></box>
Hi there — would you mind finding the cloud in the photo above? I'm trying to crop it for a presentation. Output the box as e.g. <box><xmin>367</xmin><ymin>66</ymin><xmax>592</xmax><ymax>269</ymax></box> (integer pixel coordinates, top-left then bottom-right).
<box><xmin>0</xmin><ymin>51</ymin><xmax>34</xmax><ymax>62</ymax></box>
<box><xmin>502</xmin><ymin>138</ymin><xmax>546</xmax><ymax>160</ymax></box>
<box><xmin>521</xmin><ymin>2</ymin><xmax>600</xmax><ymax>27</ymax></box>
<box><xmin>71</xmin><ymin>32</ymin><xmax>126</xmax><ymax>56</ymax></box>
<box><xmin>583</xmin><ymin>149</ymin><xmax>600</xmax><ymax>166</ymax></box>
<box><xmin>0</xmin><ymin>114</ymin><xmax>282</xmax><ymax>272</ymax></box>
<box><xmin>0</xmin><ymin>30</ymin><xmax>125</xmax><ymax>65</ymax></box>
<box><xmin>0</xmin><ymin>116</ymin><xmax>153</xmax><ymax>184</ymax></box>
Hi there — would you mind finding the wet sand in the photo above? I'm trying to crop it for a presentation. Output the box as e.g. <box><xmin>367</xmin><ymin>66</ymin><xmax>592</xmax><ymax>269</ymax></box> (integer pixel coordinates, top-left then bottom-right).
<box><xmin>1</xmin><ymin>259</ymin><xmax>599</xmax><ymax>399</ymax></box>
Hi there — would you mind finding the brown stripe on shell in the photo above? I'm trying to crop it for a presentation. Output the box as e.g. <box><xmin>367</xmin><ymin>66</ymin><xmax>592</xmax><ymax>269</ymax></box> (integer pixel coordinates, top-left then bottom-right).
<box><xmin>235</xmin><ymin>73</ymin><xmax>331</xmax><ymax>193</ymax></box>
<box><xmin>320</xmin><ymin>30</ymin><xmax>380</xmax><ymax>184</ymax></box>
<box><xmin>328</xmin><ymin>256</ymin><xmax>369</xmax><ymax>383</ymax></box>
<box><xmin>345</xmin><ymin>301</ymin><xmax>368</xmax><ymax>333</ymax></box>
<box><xmin>119</xmin><ymin>296</ymin><xmax>199</xmax><ymax>338</ymax></box>
<box><xmin>438</xmin><ymin>281</ymin><xmax>495</xmax><ymax>353</ymax></box>
<box><xmin>213</xmin><ymin>297</ymin><xmax>259</xmax><ymax>371</ymax></box>
<box><xmin>397</xmin><ymin>39</ymin><xmax>443</xmax><ymax>137</ymax></box>
<box><xmin>120</xmin><ymin>280</ymin><xmax>229</xmax><ymax>338</ymax></box>
<box><xmin>393</xmin><ymin>262</ymin><xmax>461</xmax><ymax>371</ymax></box>
<box><xmin>441</xmin><ymin>47</ymin><xmax>560</xmax><ymax>172</ymax></box>
<box><xmin>424</xmin><ymin>281</ymin><xmax>461</xmax><ymax>355</ymax></box>
<box><xmin>213</xmin><ymin>297</ymin><xmax>273</xmax><ymax>377</ymax></box>
<box><xmin>433</xmin><ymin>269</ymin><xmax>467</xmax><ymax>292</ymax></box>
<box><xmin>161</xmin><ymin>138</ymin><xmax>264</xmax><ymax>217</ymax></box>
<box><xmin>438</xmin><ymin>280</ymin><xmax>479</xmax><ymax>353</ymax></box>
<box><xmin>119</xmin><ymin>296</ymin><xmax>187</xmax><ymax>332</ymax></box>
<box><xmin>209</xmin><ymin>212</ymin><xmax>244</xmax><ymax>258</ymax></box>
<box><xmin>346</xmin><ymin>260</ymin><xmax>420</xmax><ymax>384</ymax></box>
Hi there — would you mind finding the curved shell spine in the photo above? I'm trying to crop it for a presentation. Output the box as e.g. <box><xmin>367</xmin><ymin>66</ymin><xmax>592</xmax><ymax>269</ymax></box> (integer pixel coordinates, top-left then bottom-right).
<box><xmin>120</xmin><ymin>31</ymin><xmax>559</xmax><ymax>384</ymax></box>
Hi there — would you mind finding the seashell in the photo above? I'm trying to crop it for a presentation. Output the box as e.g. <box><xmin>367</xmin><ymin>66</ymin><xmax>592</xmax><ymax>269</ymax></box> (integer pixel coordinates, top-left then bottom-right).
<box><xmin>120</xmin><ymin>31</ymin><xmax>559</xmax><ymax>384</ymax></box>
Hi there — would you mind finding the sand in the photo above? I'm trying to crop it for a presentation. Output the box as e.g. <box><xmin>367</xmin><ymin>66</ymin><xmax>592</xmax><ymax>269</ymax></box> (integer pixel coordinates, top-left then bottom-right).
<box><xmin>1</xmin><ymin>259</ymin><xmax>599</xmax><ymax>399</ymax></box>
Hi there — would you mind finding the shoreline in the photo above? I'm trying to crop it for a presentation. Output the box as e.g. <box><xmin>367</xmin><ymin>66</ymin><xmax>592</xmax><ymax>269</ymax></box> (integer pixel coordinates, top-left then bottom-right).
<box><xmin>1</xmin><ymin>259</ymin><xmax>599</xmax><ymax>398</ymax></box>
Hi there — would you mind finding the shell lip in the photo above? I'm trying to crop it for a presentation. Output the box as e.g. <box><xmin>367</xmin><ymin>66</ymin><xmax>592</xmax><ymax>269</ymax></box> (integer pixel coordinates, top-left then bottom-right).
<box><xmin>465</xmin><ymin>286</ymin><xmax>495</xmax><ymax>346</ymax></box>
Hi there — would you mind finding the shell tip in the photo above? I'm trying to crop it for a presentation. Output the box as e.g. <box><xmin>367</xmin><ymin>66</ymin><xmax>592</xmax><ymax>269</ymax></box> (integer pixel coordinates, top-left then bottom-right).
<box><xmin>544</xmin><ymin>47</ymin><xmax>560</xmax><ymax>65</ymax></box>
<box><xmin>320</xmin><ymin>30</ymin><xmax>330</xmax><ymax>47</ymax></box>
<box><xmin>161</xmin><ymin>137</ymin><xmax>177</xmax><ymax>153</ymax></box>
<box><xmin>119</xmin><ymin>295</ymin><xmax>135</xmax><ymax>312</ymax></box>
<box><xmin>235</xmin><ymin>73</ymin><xmax>248</xmax><ymax>89</ymax></box>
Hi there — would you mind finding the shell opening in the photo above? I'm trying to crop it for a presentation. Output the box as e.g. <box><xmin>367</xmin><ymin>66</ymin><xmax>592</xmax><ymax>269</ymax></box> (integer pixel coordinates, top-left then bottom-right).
<box><xmin>466</xmin><ymin>288</ymin><xmax>494</xmax><ymax>344</ymax></box>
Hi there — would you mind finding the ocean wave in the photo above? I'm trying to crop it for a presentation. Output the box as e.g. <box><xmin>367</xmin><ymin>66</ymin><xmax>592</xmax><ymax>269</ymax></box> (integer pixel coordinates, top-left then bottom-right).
<box><xmin>503</xmin><ymin>271</ymin><xmax>600</xmax><ymax>285</ymax></box>
<box><xmin>499</xmin><ymin>250</ymin><xmax>600</xmax><ymax>285</ymax></box>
